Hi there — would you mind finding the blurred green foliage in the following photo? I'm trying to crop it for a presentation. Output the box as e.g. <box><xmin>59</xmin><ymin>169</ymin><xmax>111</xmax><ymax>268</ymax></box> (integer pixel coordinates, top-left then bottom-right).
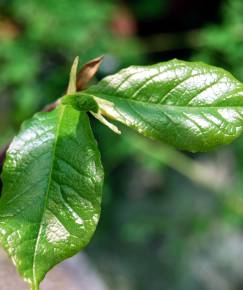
<box><xmin>194</xmin><ymin>0</ymin><xmax>243</xmax><ymax>79</ymax></box>
<box><xmin>2</xmin><ymin>0</ymin><xmax>243</xmax><ymax>289</ymax></box>
<box><xmin>129</xmin><ymin>0</ymin><xmax>169</xmax><ymax>20</ymax></box>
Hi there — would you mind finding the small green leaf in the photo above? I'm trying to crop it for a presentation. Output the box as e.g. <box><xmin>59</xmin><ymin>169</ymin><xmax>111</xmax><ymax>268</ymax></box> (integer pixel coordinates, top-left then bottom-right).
<box><xmin>0</xmin><ymin>105</ymin><xmax>103</xmax><ymax>290</ymax></box>
<box><xmin>85</xmin><ymin>59</ymin><xmax>243</xmax><ymax>152</ymax></box>
<box><xmin>62</xmin><ymin>93</ymin><xmax>99</xmax><ymax>113</ymax></box>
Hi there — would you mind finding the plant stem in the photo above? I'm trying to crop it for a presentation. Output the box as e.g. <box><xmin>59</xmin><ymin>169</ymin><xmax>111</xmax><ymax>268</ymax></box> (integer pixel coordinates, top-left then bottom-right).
<box><xmin>125</xmin><ymin>132</ymin><xmax>229</xmax><ymax>194</ymax></box>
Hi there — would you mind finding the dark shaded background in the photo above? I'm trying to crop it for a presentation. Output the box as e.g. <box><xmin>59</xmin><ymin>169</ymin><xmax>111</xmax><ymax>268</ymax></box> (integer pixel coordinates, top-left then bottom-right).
<box><xmin>1</xmin><ymin>0</ymin><xmax>243</xmax><ymax>289</ymax></box>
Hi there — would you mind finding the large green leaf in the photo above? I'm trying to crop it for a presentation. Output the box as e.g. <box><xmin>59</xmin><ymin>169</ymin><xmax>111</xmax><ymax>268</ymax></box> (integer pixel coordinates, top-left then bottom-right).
<box><xmin>85</xmin><ymin>59</ymin><xmax>243</xmax><ymax>152</ymax></box>
<box><xmin>0</xmin><ymin>105</ymin><xmax>103</xmax><ymax>290</ymax></box>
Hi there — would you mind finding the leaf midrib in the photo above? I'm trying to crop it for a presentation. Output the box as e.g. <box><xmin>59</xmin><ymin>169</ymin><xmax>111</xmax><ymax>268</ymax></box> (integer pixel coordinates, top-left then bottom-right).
<box><xmin>84</xmin><ymin>92</ymin><xmax>243</xmax><ymax>110</ymax></box>
<box><xmin>32</xmin><ymin>105</ymin><xmax>65</xmax><ymax>289</ymax></box>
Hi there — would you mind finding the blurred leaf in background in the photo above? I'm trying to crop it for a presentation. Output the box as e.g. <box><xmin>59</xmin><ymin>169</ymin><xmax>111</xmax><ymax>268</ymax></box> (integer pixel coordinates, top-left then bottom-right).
<box><xmin>193</xmin><ymin>0</ymin><xmax>243</xmax><ymax>78</ymax></box>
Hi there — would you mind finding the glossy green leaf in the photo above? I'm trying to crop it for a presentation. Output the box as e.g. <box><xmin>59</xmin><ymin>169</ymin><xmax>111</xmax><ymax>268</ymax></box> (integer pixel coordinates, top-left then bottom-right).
<box><xmin>0</xmin><ymin>105</ymin><xmax>104</xmax><ymax>290</ymax></box>
<box><xmin>85</xmin><ymin>59</ymin><xmax>243</xmax><ymax>152</ymax></box>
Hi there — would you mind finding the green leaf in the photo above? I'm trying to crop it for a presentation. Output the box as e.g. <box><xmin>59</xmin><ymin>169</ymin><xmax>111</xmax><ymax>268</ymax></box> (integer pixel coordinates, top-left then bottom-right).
<box><xmin>85</xmin><ymin>59</ymin><xmax>243</xmax><ymax>152</ymax></box>
<box><xmin>0</xmin><ymin>105</ymin><xmax>103</xmax><ymax>290</ymax></box>
<box><xmin>62</xmin><ymin>93</ymin><xmax>99</xmax><ymax>113</ymax></box>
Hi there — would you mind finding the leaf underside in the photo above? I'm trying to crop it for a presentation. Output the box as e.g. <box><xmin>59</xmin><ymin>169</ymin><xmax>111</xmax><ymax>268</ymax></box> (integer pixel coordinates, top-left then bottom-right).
<box><xmin>86</xmin><ymin>59</ymin><xmax>243</xmax><ymax>152</ymax></box>
<box><xmin>0</xmin><ymin>105</ymin><xmax>103</xmax><ymax>290</ymax></box>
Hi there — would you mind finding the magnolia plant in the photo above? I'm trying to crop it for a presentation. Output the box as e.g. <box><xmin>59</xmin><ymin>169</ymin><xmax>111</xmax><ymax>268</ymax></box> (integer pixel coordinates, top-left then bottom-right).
<box><xmin>0</xmin><ymin>56</ymin><xmax>243</xmax><ymax>290</ymax></box>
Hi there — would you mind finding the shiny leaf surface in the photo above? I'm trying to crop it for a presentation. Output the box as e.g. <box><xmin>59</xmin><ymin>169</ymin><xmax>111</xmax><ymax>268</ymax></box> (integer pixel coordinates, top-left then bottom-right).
<box><xmin>86</xmin><ymin>59</ymin><xmax>243</xmax><ymax>152</ymax></box>
<box><xmin>0</xmin><ymin>105</ymin><xmax>103</xmax><ymax>290</ymax></box>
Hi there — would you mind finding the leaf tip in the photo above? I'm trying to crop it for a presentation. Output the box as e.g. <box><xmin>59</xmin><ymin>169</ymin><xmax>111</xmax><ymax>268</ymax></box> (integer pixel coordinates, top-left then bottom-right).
<box><xmin>67</xmin><ymin>56</ymin><xmax>80</xmax><ymax>94</ymax></box>
<box><xmin>76</xmin><ymin>55</ymin><xmax>104</xmax><ymax>91</ymax></box>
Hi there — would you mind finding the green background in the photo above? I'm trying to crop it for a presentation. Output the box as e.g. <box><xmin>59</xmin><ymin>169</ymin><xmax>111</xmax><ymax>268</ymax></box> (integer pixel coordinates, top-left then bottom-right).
<box><xmin>1</xmin><ymin>0</ymin><xmax>243</xmax><ymax>289</ymax></box>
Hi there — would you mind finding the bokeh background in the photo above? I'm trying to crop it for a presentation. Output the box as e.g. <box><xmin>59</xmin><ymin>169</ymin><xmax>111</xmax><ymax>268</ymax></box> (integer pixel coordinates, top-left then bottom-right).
<box><xmin>1</xmin><ymin>0</ymin><xmax>243</xmax><ymax>289</ymax></box>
